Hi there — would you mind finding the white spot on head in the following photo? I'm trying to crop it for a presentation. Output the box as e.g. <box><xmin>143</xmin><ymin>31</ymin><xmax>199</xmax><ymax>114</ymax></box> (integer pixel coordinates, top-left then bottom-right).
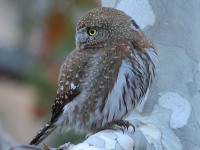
<box><xmin>70</xmin><ymin>83</ymin><xmax>76</xmax><ymax>90</ymax></box>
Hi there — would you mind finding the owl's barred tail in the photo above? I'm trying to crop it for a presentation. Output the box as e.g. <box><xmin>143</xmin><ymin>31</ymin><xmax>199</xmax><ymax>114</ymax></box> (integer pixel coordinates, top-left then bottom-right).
<box><xmin>29</xmin><ymin>121</ymin><xmax>56</xmax><ymax>145</ymax></box>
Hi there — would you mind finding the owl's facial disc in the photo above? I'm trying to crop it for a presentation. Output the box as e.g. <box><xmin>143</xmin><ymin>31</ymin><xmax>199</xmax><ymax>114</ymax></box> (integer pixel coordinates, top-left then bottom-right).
<box><xmin>75</xmin><ymin>7</ymin><xmax>143</xmax><ymax>49</ymax></box>
<box><xmin>75</xmin><ymin>26</ymin><xmax>101</xmax><ymax>48</ymax></box>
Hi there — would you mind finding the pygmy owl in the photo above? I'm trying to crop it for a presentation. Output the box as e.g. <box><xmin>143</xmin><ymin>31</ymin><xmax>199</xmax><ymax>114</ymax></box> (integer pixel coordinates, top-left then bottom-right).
<box><xmin>29</xmin><ymin>7</ymin><xmax>157</xmax><ymax>145</ymax></box>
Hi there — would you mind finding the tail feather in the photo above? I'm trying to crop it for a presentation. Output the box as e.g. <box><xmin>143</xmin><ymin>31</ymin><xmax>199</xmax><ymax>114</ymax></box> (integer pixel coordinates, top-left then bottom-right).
<box><xmin>29</xmin><ymin>121</ymin><xmax>56</xmax><ymax>145</ymax></box>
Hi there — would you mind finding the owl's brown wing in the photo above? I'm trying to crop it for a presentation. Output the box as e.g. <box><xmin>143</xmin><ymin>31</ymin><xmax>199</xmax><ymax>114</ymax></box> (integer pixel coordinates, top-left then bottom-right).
<box><xmin>51</xmin><ymin>49</ymin><xmax>90</xmax><ymax>123</ymax></box>
<box><xmin>30</xmin><ymin>84</ymin><xmax>80</xmax><ymax>145</ymax></box>
<box><xmin>51</xmin><ymin>85</ymin><xmax>80</xmax><ymax>123</ymax></box>
<box><xmin>30</xmin><ymin>50</ymin><xmax>88</xmax><ymax>145</ymax></box>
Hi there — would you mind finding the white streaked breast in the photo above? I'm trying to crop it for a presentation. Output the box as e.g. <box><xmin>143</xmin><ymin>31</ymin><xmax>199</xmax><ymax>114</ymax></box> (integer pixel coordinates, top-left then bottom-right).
<box><xmin>101</xmin><ymin>59</ymin><xmax>135</xmax><ymax>126</ymax></box>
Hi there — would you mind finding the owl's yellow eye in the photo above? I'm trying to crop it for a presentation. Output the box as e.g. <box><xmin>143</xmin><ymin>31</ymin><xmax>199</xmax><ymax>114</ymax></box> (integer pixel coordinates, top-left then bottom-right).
<box><xmin>88</xmin><ymin>28</ymin><xmax>97</xmax><ymax>36</ymax></box>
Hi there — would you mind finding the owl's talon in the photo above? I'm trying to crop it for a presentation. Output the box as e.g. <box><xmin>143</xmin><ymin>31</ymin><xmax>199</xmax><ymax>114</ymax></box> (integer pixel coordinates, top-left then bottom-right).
<box><xmin>112</xmin><ymin>120</ymin><xmax>135</xmax><ymax>133</ymax></box>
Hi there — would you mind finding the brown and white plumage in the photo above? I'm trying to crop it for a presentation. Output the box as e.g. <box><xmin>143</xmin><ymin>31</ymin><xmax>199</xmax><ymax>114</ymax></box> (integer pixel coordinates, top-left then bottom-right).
<box><xmin>29</xmin><ymin>7</ymin><xmax>157</xmax><ymax>145</ymax></box>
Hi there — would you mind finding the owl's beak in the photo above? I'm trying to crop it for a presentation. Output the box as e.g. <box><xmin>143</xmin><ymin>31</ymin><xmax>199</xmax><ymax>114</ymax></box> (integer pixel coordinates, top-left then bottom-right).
<box><xmin>75</xmin><ymin>29</ymin><xmax>88</xmax><ymax>48</ymax></box>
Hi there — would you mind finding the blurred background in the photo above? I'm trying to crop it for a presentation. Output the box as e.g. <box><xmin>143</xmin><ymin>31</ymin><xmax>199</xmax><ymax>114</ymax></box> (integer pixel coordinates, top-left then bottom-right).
<box><xmin>0</xmin><ymin>0</ymin><xmax>99</xmax><ymax>148</ymax></box>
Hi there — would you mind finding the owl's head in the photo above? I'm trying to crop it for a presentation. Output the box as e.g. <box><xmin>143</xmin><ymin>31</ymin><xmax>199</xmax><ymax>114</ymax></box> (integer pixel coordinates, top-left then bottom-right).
<box><xmin>76</xmin><ymin>7</ymin><xmax>144</xmax><ymax>49</ymax></box>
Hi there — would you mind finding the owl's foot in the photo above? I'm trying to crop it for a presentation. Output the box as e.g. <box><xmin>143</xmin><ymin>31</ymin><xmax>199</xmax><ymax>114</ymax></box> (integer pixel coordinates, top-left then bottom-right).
<box><xmin>86</xmin><ymin>120</ymin><xmax>135</xmax><ymax>138</ymax></box>
<box><xmin>107</xmin><ymin>120</ymin><xmax>135</xmax><ymax>133</ymax></box>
